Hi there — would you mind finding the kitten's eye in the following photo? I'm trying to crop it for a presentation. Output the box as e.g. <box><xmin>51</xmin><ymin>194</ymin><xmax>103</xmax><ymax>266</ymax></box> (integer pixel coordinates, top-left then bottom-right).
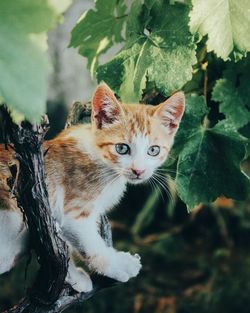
<box><xmin>148</xmin><ymin>145</ymin><xmax>160</xmax><ymax>156</ymax></box>
<box><xmin>115</xmin><ymin>143</ymin><xmax>130</xmax><ymax>155</ymax></box>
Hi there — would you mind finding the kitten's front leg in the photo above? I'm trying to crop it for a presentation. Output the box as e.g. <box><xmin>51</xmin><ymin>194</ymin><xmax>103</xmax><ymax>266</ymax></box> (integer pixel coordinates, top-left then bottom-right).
<box><xmin>63</xmin><ymin>215</ymin><xmax>141</xmax><ymax>282</ymax></box>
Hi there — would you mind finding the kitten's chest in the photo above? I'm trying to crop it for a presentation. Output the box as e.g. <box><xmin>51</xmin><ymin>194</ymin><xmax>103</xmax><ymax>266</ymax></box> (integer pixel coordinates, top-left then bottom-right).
<box><xmin>59</xmin><ymin>175</ymin><xmax>126</xmax><ymax>217</ymax></box>
<box><xmin>92</xmin><ymin>177</ymin><xmax>126</xmax><ymax>214</ymax></box>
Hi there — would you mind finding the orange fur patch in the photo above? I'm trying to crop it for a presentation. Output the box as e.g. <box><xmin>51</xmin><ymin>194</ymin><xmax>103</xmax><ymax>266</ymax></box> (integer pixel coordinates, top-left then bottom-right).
<box><xmin>0</xmin><ymin>145</ymin><xmax>19</xmax><ymax>211</ymax></box>
<box><xmin>75</xmin><ymin>211</ymin><xmax>90</xmax><ymax>219</ymax></box>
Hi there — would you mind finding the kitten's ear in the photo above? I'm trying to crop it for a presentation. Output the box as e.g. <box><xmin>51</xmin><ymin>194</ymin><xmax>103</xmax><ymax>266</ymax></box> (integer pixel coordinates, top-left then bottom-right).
<box><xmin>154</xmin><ymin>92</ymin><xmax>185</xmax><ymax>134</ymax></box>
<box><xmin>92</xmin><ymin>83</ymin><xmax>122</xmax><ymax>129</ymax></box>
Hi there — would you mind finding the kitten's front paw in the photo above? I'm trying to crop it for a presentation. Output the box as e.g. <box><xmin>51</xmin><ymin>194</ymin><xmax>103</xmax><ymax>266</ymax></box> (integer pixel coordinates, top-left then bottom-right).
<box><xmin>104</xmin><ymin>251</ymin><xmax>142</xmax><ymax>282</ymax></box>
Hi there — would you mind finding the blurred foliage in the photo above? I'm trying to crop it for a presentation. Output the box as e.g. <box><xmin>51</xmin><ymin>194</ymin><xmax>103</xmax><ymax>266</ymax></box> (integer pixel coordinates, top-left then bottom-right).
<box><xmin>0</xmin><ymin>0</ymin><xmax>71</xmax><ymax>122</ymax></box>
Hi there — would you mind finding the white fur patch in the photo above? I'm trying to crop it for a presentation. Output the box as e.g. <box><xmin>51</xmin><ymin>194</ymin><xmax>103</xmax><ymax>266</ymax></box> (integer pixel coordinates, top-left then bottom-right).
<box><xmin>0</xmin><ymin>210</ymin><xmax>27</xmax><ymax>274</ymax></box>
<box><xmin>92</xmin><ymin>176</ymin><xmax>126</xmax><ymax>215</ymax></box>
<box><xmin>66</xmin><ymin>260</ymin><xmax>93</xmax><ymax>292</ymax></box>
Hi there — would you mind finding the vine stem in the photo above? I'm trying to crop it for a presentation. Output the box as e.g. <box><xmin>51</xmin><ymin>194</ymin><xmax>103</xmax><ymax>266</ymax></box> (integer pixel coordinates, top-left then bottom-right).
<box><xmin>115</xmin><ymin>14</ymin><xmax>128</xmax><ymax>19</ymax></box>
<box><xmin>202</xmin><ymin>61</ymin><xmax>208</xmax><ymax>103</ymax></box>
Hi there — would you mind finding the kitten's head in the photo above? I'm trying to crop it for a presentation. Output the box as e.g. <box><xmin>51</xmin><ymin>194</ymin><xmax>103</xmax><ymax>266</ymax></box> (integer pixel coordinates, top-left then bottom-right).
<box><xmin>91</xmin><ymin>83</ymin><xmax>185</xmax><ymax>184</ymax></box>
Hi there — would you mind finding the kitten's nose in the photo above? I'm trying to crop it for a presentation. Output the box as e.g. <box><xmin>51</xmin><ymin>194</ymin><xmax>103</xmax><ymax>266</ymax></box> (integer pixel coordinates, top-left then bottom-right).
<box><xmin>131</xmin><ymin>168</ymin><xmax>145</xmax><ymax>177</ymax></box>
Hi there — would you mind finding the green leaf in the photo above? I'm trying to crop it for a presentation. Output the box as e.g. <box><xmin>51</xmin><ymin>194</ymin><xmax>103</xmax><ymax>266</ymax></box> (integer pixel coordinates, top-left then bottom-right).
<box><xmin>212</xmin><ymin>78</ymin><xmax>250</xmax><ymax>129</ymax></box>
<box><xmin>212</xmin><ymin>57</ymin><xmax>250</xmax><ymax>129</ymax></box>
<box><xmin>239</xmin><ymin>123</ymin><xmax>250</xmax><ymax>158</ymax></box>
<box><xmin>175</xmin><ymin>96</ymin><xmax>250</xmax><ymax>210</ymax></box>
<box><xmin>0</xmin><ymin>28</ymin><xmax>49</xmax><ymax>121</ymax></box>
<box><xmin>0</xmin><ymin>0</ymin><xmax>69</xmax><ymax>122</ymax></box>
<box><xmin>0</xmin><ymin>0</ymin><xmax>58</xmax><ymax>34</ymax></box>
<box><xmin>173</xmin><ymin>94</ymin><xmax>208</xmax><ymax>153</ymax></box>
<box><xmin>166</xmin><ymin>94</ymin><xmax>209</xmax><ymax>168</ymax></box>
<box><xmin>69</xmin><ymin>0</ymin><xmax>127</xmax><ymax>77</ymax></box>
<box><xmin>189</xmin><ymin>0</ymin><xmax>250</xmax><ymax>61</ymax></box>
<box><xmin>229</xmin><ymin>56</ymin><xmax>250</xmax><ymax>108</ymax></box>
<box><xmin>97</xmin><ymin>0</ymin><xmax>196</xmax><ymax>102</ymax></box>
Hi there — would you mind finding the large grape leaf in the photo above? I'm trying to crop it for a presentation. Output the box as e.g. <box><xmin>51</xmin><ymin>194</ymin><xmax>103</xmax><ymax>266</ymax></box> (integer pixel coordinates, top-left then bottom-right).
<box><xmin>97</xmin><ymin>0</ymin><xmax>196</xmax><ymax>103</ymax></box>
<box><xmin>0</xmin><ymin>0</ymin><xmax>58</xmax><ymax>34</ymax></box>
<box><xmin>0</xmin><ymin>0</ymin><xmax>69</xmax><ymax>121</ymax></box>
<box><xmin>212</xmin><ymin>57</ymin><xmax>250</xmax><ymax>129</ymax></box>
<box><xmin>173</xmin><ymin>94</ymin><xmax>208</xmax><ymax>152</ymax></box>
<box><xmin>212</xmin><ymin>79</ymin><xmax>250</xmax><ymax>129</ymax></box>
<box><xmin>175</xmin><ymin>96</ymin><xmax>250</xmax><ymax>210</ymax></box>
<box><xmin>69</xmin><ymin>0</ymin><xmax>126</xmax><ymax>77</ymax></box>
<box><xmin>189</xmin><ymin>0</ymin><xmax>250</xmax><ymax>61</ymax></box>
<box><xmin>164</xmin><ymin>94</ymin><xmax>208</xmax><ymax>169</ymax></box>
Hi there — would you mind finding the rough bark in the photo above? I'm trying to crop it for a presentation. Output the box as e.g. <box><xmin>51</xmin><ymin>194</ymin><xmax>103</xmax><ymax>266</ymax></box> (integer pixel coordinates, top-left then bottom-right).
<box><xmin>0</xmin><ymin>103</ymin><xmax>118</xmax><ymax>313</ymax></box>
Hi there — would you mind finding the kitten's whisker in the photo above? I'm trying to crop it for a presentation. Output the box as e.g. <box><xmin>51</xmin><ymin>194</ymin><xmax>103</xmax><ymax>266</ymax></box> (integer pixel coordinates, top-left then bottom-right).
<box><xmin>158</xmin><ymin>176</ymin><xmax>175</xmax><ymax>205</ymax></box>
<box><xmin>86</xmin><ymin>167</ymin><xmax>120</xmax><ymax>182</ymax></box>
<box><xmin>148</xmin><ymin>177</ymin><xmax>155</xmax><ymax>192</ymax></box>
<box><xmin>86</xmin><ymin>171</ymin><xmax>119</xmax><ymax>189</ymax></box>
<box><xmin>154</xmin><ymin>173</ymin><xmax>173</xmax><ymax>184</ymax></box>
<box><xmin>86</xmin><ymin>169</ymin><xmax>113</xmax><ymax>179</ymax></box>
<box><xmin>154</xmin><ymin>171</ymin><xmax>170</xmax><ymax>184</ymax></box>
<box><xmin>156</xmin><ymin>168</ymin><xmax>187</xmax><ymax>178</ymax></box>
<box><xmin>105</xmin><ymin>173</ymin><xmax>123</xmax><ymax>188</ymax></box>
<box><xmin>165</xmin><ymin>175</ymin><xmax>176</xmax><ymax>204</ymax></box>
<box><xmin>148</xmin><ymin>177</ymin><xmax>163</xmax><ymax>202</ymax></box>
<box><xmin>148</xmin><ymin>176</ymin><xmax>157</xmax><ymax>193</ymax></box>
<box><xmin>151</xmin><ymin>175</ymin><xmax>165</xmax><ymax>201</ymax></box>
<box><xmin>165</xmin><ymin>154</ymin><xmax>177</xmax><ymax>162</ymax></box>
<box><xmin>152</xmin><ymin>173</ymin><xmax>174</xmax><ymax>203</ymax></box>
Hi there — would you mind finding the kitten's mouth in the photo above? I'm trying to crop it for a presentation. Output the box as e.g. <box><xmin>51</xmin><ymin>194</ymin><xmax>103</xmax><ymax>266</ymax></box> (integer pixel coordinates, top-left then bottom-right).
<box><xmin>126</xmin><ymin>176</ymin><xmax>145</xmax><ymax>184</ymax></box>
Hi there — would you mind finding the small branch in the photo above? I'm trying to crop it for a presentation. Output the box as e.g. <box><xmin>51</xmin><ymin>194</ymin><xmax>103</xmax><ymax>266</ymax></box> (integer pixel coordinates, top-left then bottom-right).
<box><xmin>197</xmin><ymin>45</ymin><xmax>207</xmax><ymax>64</ymax></box>
<box><xmin>5</xmin><ymin>275</ymin><xmax>118</xmax><ymax>313</ymax></box>
<box><xmin>202</xmin><ymin>116</ymin><xmax>210</xmax><ymax>129</ymax></box>
<box><xmin>65</xmin><ymin>101</ymin><xmax>91</xmax><ymax>128</ymax></box>
<box><xmin>142</xmin><ymin>90</ymin><xmax>161</xmax><ymax>104</ymax></box>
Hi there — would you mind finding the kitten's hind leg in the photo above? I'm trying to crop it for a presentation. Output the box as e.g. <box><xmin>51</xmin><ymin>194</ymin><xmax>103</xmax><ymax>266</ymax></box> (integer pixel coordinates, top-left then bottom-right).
<box><xmin>0</xmin><ymin>210</ymin><xmax>27</xmax><ymax>275</ymax></box>
<box><xmin>66</xmin><ymin>260</ymin><xmax>93</xmax><ymax>293</ymax></box>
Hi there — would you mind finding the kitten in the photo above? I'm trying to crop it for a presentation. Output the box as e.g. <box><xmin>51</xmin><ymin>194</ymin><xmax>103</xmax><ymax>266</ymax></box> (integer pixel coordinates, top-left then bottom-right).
<box><xmin>0</xmin><ymin>83</ymin><xmax>185</xmax><ymax>292</ymax></box>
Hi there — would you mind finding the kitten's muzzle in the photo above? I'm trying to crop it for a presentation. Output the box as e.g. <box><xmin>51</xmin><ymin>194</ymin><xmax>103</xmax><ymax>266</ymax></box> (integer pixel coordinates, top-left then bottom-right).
<box><xmin>126</xmin><ymin>168</ymin><xmax>147</xmax><ymax>184</ymax></box>
<box><xmin>131</xmin><ymin>168</ymin><xmax>145</xmax><ymax>178</ymax></box>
